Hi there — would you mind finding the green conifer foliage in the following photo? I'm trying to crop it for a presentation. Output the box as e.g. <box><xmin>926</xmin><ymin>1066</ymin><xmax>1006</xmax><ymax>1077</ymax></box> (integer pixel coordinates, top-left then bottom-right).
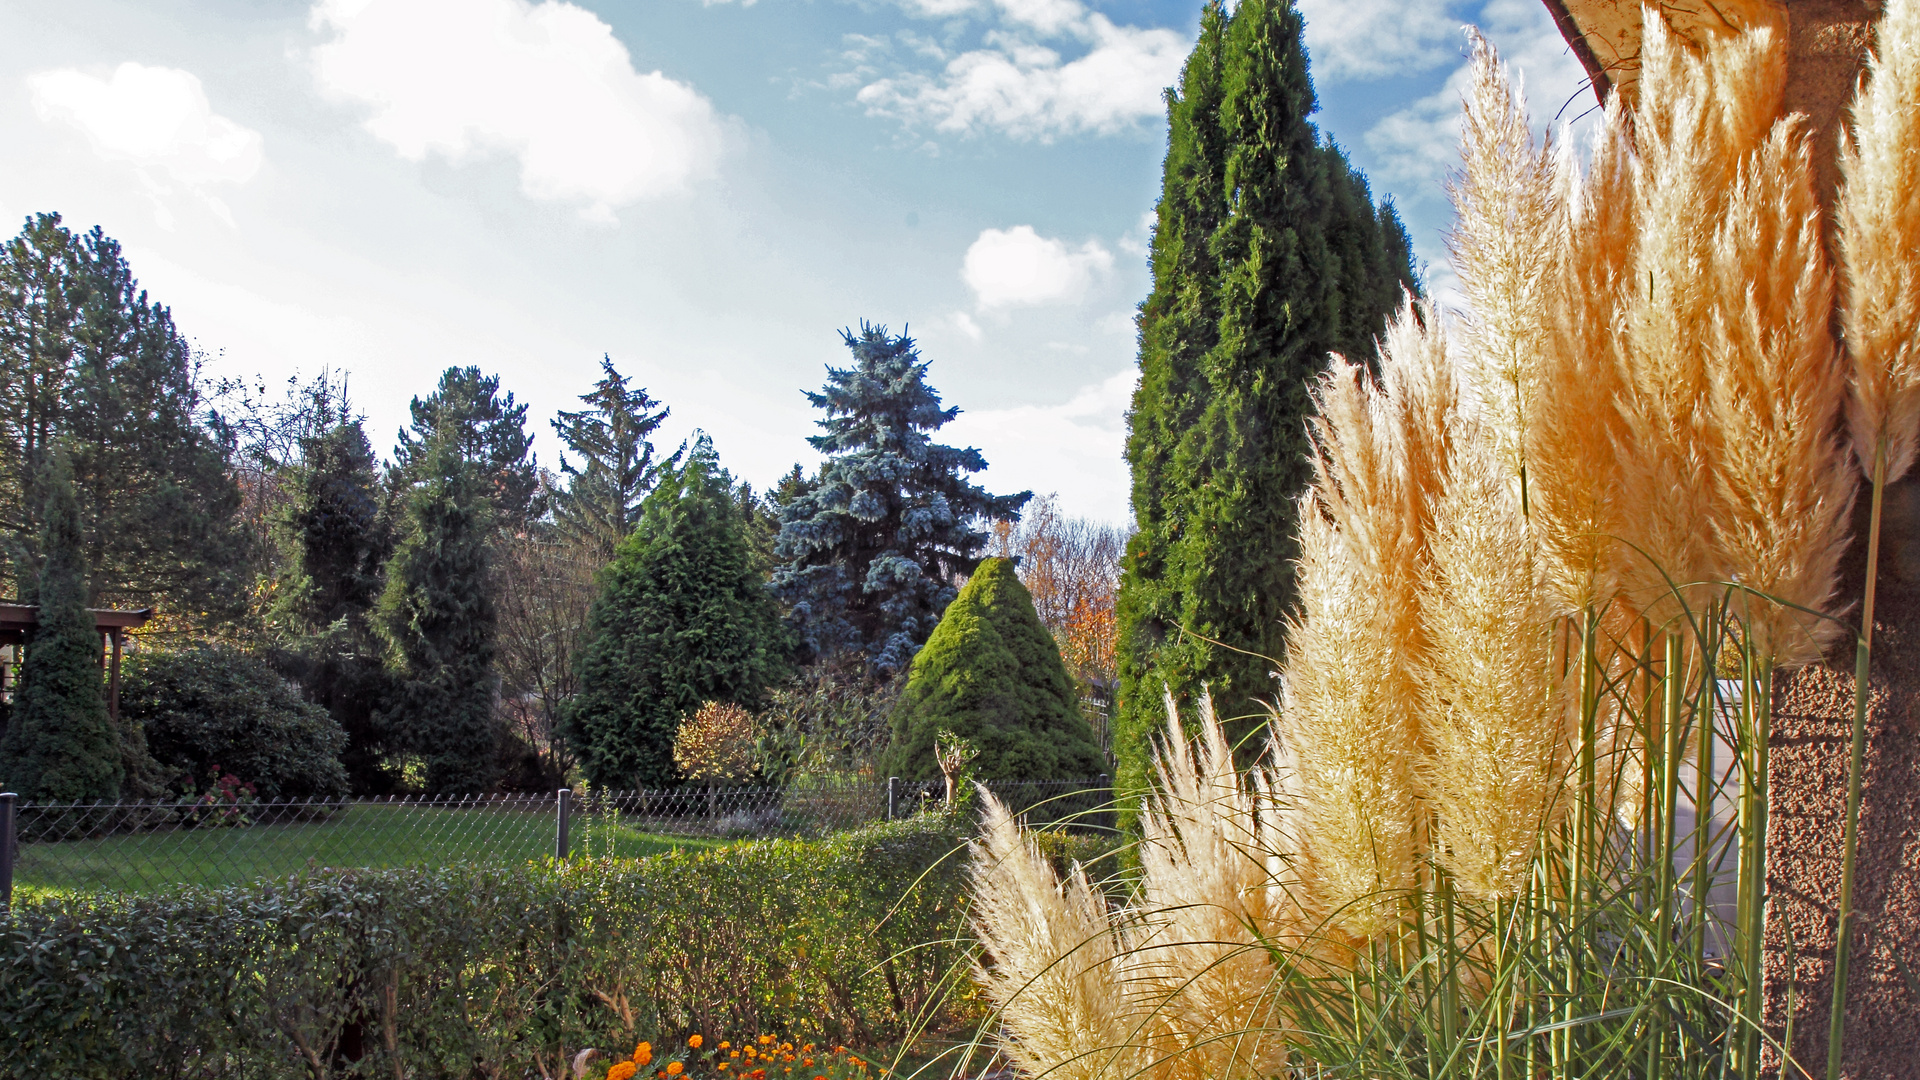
<box><xmin>377</xmin><ymin>440</ymin><xmax>500</xmax><ymax>794</ymax></box>
<box><xmin>774</xmin><ymin>324</ymin><xmax>1029</xmax><ymax>673</ymax></box>
<box><xmin>1</xmin><ymin>452</ymin><xmax>121</xmax><ymax>801</ymax></box>
<box><xmin>881</xmin><ymin>558</ymin><xmax>1104</xmax><ymax>782</ymax></box>
<box><xmin>565</xmin><ymin>441</ymin><xmax>789</xmax><ymax>789</ymax></box>
<box><xmin>393</xmin><ymin>366</ymin><xmax>540</xmax><ymax>528</ymax></box>
<box><xmin>1114</xmin><ymin>0</ymin><xmax>1416</xmax><ymax>803</ymax></box>
<box><xmin>273</xmin><ymin>419</ymin><xmax>394</xmax><ymax>792</ymax></box>
<box><xmin>550</xmin><ymin>357</ymin><xmax>671</xmax><ymax>560</ymax></box>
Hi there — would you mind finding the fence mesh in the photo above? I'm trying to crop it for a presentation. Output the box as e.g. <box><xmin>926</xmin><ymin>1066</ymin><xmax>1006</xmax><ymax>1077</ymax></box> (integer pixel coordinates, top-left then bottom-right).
<box><xmin>1</xmin><ymin>778</ymin><xmax>1112</xmax><ymax>898</ymax></box>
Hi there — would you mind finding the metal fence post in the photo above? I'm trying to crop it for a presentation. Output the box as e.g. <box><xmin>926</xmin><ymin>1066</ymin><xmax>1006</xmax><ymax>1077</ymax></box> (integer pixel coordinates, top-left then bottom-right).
<box><xmin>1</xmin><ymin>792</ymin><xmax>15</xmax><ymax>910</ymax></box>
<box><xmin>555</xmin><ymin>788</ymin><xmax>572</xmax><ymax>862</ymax></box>
<box><xmin>887</xmin><ymin>776</ymin><xmax>899</xmax><ymax>821</ymax></box>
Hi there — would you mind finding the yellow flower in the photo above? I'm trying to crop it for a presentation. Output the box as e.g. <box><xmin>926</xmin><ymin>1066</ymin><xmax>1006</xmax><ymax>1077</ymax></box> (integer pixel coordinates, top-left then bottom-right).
<box><xmin>608</xmin><ymin>1064</ymin><xmax>638</xmax><ymax>1080</ymax></box>
<box><xmin>720</xmin><ymin>1042</ymin><xmax>732</xmax><ymax>1050</ymax></box>
<box><xmin>688</xmin><ymin>1036</ymin><xmax>704</xmax><ymax>1050</ymax></box>
<box><xmin>729</xmin><ymin>1052</ymin><xmax>739</xmax><ymax>1059</ymax></box>
<box><xmin>759</xmin><ymin>1036</ymin><xmax>774</xmax><ymax>1046</ymax></box>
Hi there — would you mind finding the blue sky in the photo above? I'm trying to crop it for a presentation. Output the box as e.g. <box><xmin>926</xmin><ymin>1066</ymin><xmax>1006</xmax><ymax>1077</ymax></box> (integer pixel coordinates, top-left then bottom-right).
<box><xmin>0</xmin><ymin>0</ymin><xmax>1592</xmax><ymax>522</ymax></box>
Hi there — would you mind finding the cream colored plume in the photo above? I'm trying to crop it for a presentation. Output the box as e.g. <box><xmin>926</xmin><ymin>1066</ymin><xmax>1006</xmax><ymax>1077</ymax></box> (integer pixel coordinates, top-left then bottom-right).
<box><xmin>1284</xmin><ymin>303</ymin><xmax>1456</xmax><ymax>937</ymax></box>
<box><xmin>1529</xmin><ymin>97</ymin><xmax>1634</xmax><ymax>614</ymax></box>
<box><xmin>1416</xmin><ymin>433</ymin><xmax>1563</xmax><ymax>900</ymax></box>
<box><xmin>1840</xmin><ymin>0</ymin><xmax>1920</xmax><ymax>483</ymax></box>
<box><xmin>1611</xmin><ymin>14</ymin><xmax>1784</xmax><ymax>623</ymax></box>
<box><xmin>969</xmin><ymin>796</ymin><xmax>1144</xmax><ymax>1080</ymax></box>
<box><xmin>1446</xmin><ymin>31</ymin><xmax>1562</xmax><ymax>494</ymax></box>
<box><xmin>1704</xmin><ymin>120</ymin><xmax>1852</xmax><ymax>667</ymax></box>
<box><xmin>969</xmin><ymin>696</ymin><xmax>1293</xmax><ymax>1080</ymax></box>
<box><xmin>1130</xmin><ymin>694</ymin><xmax>1294</xmax><ymax>1080</ymax></box>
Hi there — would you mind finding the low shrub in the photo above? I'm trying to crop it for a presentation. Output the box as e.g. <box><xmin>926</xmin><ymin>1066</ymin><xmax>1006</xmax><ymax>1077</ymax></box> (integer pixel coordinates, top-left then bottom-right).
<box><xmin>121</xmin><ymin>644</ymin><xmax>350</xmax><ymax>799</ymax></box>
<box><xmin>0</xmin><ymin>817</ymin><xmax>974</xmax><ymax>1079</ymax></box>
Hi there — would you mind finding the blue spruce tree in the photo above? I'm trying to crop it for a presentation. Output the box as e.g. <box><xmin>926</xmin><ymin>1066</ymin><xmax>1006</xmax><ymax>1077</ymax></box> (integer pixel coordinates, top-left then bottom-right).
<box><xmin>774</xmin><ymin>323</ymin><xmax>1030</xmax><ymax>674</ymax></box>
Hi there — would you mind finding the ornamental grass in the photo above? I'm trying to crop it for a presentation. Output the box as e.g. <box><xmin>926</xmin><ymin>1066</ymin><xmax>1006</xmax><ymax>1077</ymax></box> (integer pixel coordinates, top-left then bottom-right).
<box><xmin>967</xmin><ymin>2</ymin><xmax>1920</xmax><ymax>1077</ymax></box>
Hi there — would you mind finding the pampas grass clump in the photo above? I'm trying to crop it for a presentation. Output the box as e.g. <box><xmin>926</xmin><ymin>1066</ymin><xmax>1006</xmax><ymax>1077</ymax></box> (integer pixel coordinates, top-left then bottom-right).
<box><xmin>968</xmin><ymin>1</ymin><xmax>1920</xmax><ymax>1075</ymax></box>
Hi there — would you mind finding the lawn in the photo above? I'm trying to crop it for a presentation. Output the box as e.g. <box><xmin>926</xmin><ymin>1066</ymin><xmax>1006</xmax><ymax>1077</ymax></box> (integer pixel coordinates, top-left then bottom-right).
<box><xmin>12</xmin><ymin>802</ymin><xmax>727</xmax><ymax>898</ymax></box>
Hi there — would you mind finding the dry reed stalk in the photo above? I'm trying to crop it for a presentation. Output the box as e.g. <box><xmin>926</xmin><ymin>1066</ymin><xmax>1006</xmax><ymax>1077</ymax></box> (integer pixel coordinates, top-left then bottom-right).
<box><xmin>1612</xmin><ymin>16</ymin><xmax>1785</xmax><ymax>624</ymax></box>
<box><xmin>969</xmin><ymin>796</ymin><xmax>1145</xmax><ymax>1080</ymax></box>
<box><xmin>1129</xmin><ymin>695</ymin><xmax>1296</xmax><ymax>1080</ymax></box>
<box><xmin>1531</xmin><ymin>97</ymin><xmax>1635</xmax><ymax>615</ymax></box>
<box><xmin>969</xmin><ymin>698</ymin><xmax>1297</xmax><ymax>1080</ymax></box>
<box><xmin>1416</xmin><ymin>433</ymin><xmax>1563</xmax><ymax>900</ymax></box>
<box><xmin>1840</xmin><ymin>0</ymin><xmax>1920</xmax><ymax>483</ymax></box>
<box><xmin>1282</xmin><ymin>304</ymin><xmax>1456</xmax><ymax>937</ymax></box>
<box><xmin>1704</xmin><ymin>119</ymin><xmax>1852</xmax><ymax>667</ymax></box>
<box><xmin>1447</xmin><ymin>31</ymin><xmax>1563</xmax><ymax>492</ymax></box>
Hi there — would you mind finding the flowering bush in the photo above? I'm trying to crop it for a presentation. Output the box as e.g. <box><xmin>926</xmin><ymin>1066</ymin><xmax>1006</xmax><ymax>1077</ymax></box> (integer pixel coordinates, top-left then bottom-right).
<box><xmin>604</xmin><ymin>1034</ymin><xmax>882</xmax><ymax>1080</ymax></box>
<box><xmin>186</xmin><ymin>766</ymin><xmax>257</xmax><ymax>827</ymax></box>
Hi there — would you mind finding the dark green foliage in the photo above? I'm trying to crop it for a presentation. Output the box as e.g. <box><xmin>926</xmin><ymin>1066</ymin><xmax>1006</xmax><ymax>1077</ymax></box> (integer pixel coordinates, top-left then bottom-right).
<box><xmin>0</xmin><ymin>817</ymin><xmax>972</xmax><ymax>1077</ymax></box>
<box><xmin>0</xmin><ymin>453</ymin><xmax>120</xmax><ymax>801</ymax></box>
<box><xmin>393</xmin><ymin>365</ymin><xmax>540</xmax><ymax>527</ymax></box>
<box><xmin>550</xmin><ymin>355</ymin><xmax>671</xmax><ymax>559</ymax></box>
<box><xmin>0</xmin><ymin>213</ymin><xmax>246</xmax><ymax>614</ymax></box>
<box><xmin>271</xmin><ymin>418</ymin><xmax>394</xmax><ymax>792</ymax></box>
<box><xmin>122</xmin><ymin>645</ymin><xmax>349</xmax><ymax>799</ymax></box>
<box><xmin>882</xmin><ymin>557</ymin><xmax>1104</xmax><ymax>781</ymax></box>
<box><xmin>1114</xmin><ymin>0</ymin><xmax>1416</xmax><ymax>806</ymax></box>
<box><xmin>774</xmin><ymin>324</ymin><xmax>1030</xmax><ymax>673</ymax></box>
<box><xmin>566</xmin><ymin>441</ymin><xmax>789</xmax><ymax>789</ymax></box>
<box><xmin>377</xmin><ymin>440</ymin><xmax>500</xmax><ymax>794</ymax></box>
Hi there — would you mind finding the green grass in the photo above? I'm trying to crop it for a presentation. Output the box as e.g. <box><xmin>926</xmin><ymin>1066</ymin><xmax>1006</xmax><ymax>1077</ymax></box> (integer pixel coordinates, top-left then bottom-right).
<box><xmin>13</xmin><ymin>803</ymin><xmax>728</xmax><ymax>899</ymax></box>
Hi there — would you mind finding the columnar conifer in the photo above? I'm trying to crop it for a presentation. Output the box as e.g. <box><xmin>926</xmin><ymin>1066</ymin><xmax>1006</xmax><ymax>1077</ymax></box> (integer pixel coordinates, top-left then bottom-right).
<box><xmin>1114</xmin><ymin>0</ymin><xmax>1416</xmax><ymax>805</ymax></box>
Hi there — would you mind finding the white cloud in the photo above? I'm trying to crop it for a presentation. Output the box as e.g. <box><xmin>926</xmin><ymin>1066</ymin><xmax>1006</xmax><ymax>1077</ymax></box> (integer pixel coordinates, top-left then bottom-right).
<box><xmin>857</xmin><ymin>1</ymin><xmax>1187</xmax><ymax>139</ymax></box>
<box><xmin>963</xmin><ymin>225</ymin><xmax>1113</xmax><ymax>309</ymax></box>
<box><xmin>309</xmin><ymin>0</ymin><xmax>726</xmax><ymax>220</ymax></box>
<box><xmin>28</xmin><ymin>63</ymin><xmax>263</xmax><ymax>186</ymax></box>
<box><xmin>950</xmin><ymin>309</ymin><xmax>984</xmax><ymax>341</ymax></box>
<box><xmin>1363</xmin><ymin>0</ymin><xmax>1592</xmax><ymax>194</ymax></box>
<box><xmin>945</xmin><ymin>368</ymin><xmax>1136</xmax><ymax>522</ymax></box>
<box><xmin>1296</xmin><ymin>0</ymin><xmax>1468</xmax><ymax>82</ymax></box>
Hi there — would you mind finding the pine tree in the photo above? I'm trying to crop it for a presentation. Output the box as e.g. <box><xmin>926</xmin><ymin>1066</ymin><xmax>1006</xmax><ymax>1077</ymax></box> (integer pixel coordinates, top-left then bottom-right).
<box><xmin>550</xmin><ymin>357</ymin><xmax>671</xmax><ymax>560</ymax></box>
<box><xmin>565</xmin><ymin>439</ymin><xmax>788</xmax><ymax>789</ymax></box>
<box><xmin>881</xmin><ymin>557</ymin><xmax>1105</xmax><ymax>781</ymax></box>
<box><xmin>377</xmin><ymin>439</ymin><xmax>500</xmax><ymax>794</ymax></box>
<box><xmin>774</xmin><ymin>323</ymin><xmax>1030</xmax><ymax>673</ymax></box>
<box><xmin>0</xmin><ymin>213</ymin><xmax>246</xmax><ymax>615</ymax></box>
<box><xmin>273</xmin><ymin>418</ymin><xmax>395</xmax><ymax>792</ymax></box>
<box><xmin>394</xmin><ymin>366</ymin><xmax>540</xmax><ymax>528</ymax></box>
<box><xmin>0</xmin><ymin>451</ymin><xmax>121</xmax><ymax>801</ymax></box>
<box><xmin>1114</xmin><ymin>0</ymin><xmax>1417</xmax><ymax>803</ymax></box>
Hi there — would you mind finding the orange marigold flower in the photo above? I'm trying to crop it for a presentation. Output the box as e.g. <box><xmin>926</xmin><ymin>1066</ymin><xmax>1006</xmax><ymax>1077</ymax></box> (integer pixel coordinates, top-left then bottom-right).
<box><xmin>608</xmin><ymin>1064</ymin><xmax>638</xmax><ymax>1080</ymax></box>
<box><xmin>689</xmin><ymin>1036</ymin><xmax>704</xmax><ymax>1050</ymax></box>
<box><xmin>718</xmin><ymin>1065</ymin><xmax>729</xmax><ymax>1072</ymax></box>
<box><xmin>720</xmin><ymin>1042</ymin><xmax>732</xmax><ymax>1050</ymax></box>
<box><xmin>759</xmin><ymin>1036</ymin><xmax>774</xmax><ymax>1046</ymax></box>
<box><xmin>667</xmin><ymin>1064</ymin><xmax>685</xmax><ymax>1077</ymax></box>
<box><xmin>803</xmin><ymin>1060</ymin><xmax>814</xmax><ymax>1067</ymax></box>
<box><xmin>729</xmin><ymin>1052</ymin><xmax>739</xmax><ymax>1059</ymax></box>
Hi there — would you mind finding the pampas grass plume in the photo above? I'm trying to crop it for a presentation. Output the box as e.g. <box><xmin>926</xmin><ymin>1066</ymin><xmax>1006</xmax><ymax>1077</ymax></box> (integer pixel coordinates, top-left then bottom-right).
<box><xmin>1840</xmin><ymin>0</ymin><xmax>1920</xmax><ymax>482</ymax></box>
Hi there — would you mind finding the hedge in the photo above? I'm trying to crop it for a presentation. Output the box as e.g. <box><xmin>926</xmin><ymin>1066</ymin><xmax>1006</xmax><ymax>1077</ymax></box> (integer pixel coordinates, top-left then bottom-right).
<box><xmin>0</xmin><ymin>818</ymin><xmax>975</xmax><ymax>1079</ymax></box>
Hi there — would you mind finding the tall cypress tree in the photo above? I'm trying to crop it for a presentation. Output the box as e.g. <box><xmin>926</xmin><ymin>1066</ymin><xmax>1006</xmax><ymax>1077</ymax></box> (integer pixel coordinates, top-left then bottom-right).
<box><xmin>1114</xmin><ymin>0</ymin><xmax>1416</xmax><ymax>804</ymax></box>
<box><xmin>565</xmin><ymin>439</ymin><xmax>788</xmax><ymax>789</ymax></box>
<box><xmin>0</xmin><ymin>451</ymin><xmax>121</xmax><ymax>801</ymax></box>
<box><xmin>773</xmin><ymin>323</ymin><xmax>1030</xmax><ymax>673</ymax></box>
<box><xmin>273</xmin><ymin>418</ymin><xmax>394</xmax><ymax>792</ymax></box>
<box><xmin>377</xmin><ymin>438</ymin><xmax>500</xmax><ymax>794</ymax></box>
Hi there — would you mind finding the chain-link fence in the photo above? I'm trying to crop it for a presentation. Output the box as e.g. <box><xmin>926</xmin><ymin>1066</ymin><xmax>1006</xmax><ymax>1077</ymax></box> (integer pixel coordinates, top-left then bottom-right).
<box><xmin>0</xmin><ymin>777</ymin><xmax>1113</xmax><ymax>900</ymax></box>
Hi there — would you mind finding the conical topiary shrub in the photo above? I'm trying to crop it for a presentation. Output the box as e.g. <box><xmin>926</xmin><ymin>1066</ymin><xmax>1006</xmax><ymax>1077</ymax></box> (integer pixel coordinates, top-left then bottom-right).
<box><xmin>881</xmin><ymin>557</ymin><xmax>1105</xmax><ymax>781</ymax></box>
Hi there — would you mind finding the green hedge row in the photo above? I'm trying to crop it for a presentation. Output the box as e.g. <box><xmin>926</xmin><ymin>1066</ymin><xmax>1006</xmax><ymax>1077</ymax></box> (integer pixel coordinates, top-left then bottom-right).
<box><xmin>0</xmin><ymin>818</ymin><xmax>976</xmax><ymax>1080</ymax></box>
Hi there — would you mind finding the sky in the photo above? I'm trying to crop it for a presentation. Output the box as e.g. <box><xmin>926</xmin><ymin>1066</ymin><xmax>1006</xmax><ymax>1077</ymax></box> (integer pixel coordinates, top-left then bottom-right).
<box><xmin>0</xmin><ymin>0</ymin><xmax>1595</xmax><ymax>523</ymax></box>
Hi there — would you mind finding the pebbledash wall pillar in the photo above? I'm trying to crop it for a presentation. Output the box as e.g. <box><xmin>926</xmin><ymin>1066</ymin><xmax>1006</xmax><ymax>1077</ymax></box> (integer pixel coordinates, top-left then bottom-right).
<box><xmin>1539</xmin><ymin>2</ymin><xmax>1916</xmax><ymax>1073</ymax></box>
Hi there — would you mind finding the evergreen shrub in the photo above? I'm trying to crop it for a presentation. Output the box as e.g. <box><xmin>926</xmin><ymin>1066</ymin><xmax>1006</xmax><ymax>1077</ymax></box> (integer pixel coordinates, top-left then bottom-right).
<box><xmin>881</xmin><ymin>558</ymin><xmax>1105</xmax><ymax>782</ymax></box>
<box><xmin>0</xmin><ymin>818</ymin><xmax>972</xmax><ymax>1078</ymax></box>
<box><xmin>121</xmin><ymin>644</ymin><xmax>350</xmax><ymax>799</ymax></box>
